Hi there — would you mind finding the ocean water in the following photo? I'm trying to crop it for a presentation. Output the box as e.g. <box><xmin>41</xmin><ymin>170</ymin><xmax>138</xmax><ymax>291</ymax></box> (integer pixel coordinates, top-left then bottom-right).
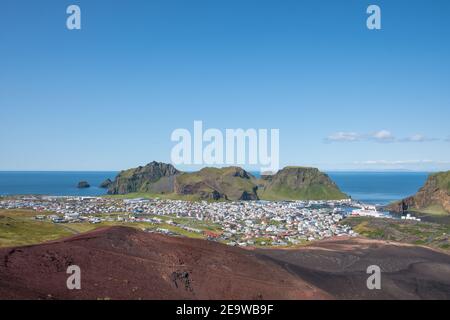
<box><xmin>327</xmin><ymin>171</ymin><xmax>429</xmax><ymax>205</ymax></box>
<box><xmin>0</xmin><ymin>172</ymin><xmax>118</xmax><ymax>197</ymax></box>
<box><xmin>0</xmin><ymin>171</ymin><xmax>429</xmax><ymax>205</ymax></box>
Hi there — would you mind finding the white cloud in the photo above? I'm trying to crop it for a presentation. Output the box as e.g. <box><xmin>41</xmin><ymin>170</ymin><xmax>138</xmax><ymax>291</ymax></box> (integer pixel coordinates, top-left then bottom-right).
<box><xmin>326</xmin><ymin>132</ymin><xmax>360</xmax><ymax>142</ymax></box>
<box><xmin>354</xmin><ymin>160</ymin><xmax>439</xmax><ymax>165</ymax></box>
<box><xmin>326</xmin><ymin>130</ymin><xmax>443</xmax><ymax>143</ymax></box>
<box><xmin>401</xmin><ymin>134</ymin><xmax>437</xmax><ymax>142</ymax></box>
<box><xmin>371</xmin><ymin>130</ymin><xmax>395</xmax><ymax>142</ymax></box>
<box><xmin>352</xmin><ymin>160</ymin><xmax>450</xmax><ymax>171</ymax></box>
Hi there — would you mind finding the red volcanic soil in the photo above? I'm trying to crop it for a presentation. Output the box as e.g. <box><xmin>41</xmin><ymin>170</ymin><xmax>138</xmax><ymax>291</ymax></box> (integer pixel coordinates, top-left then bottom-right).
<box><xmin>0</xmin><ymin>226</ymin><xmax>328</xmax><ymax>300</ymax></box>
<box><xmin>1</xmin><ymin>228</ymin><xmax>450</xmax><ymax>300</ymax></box>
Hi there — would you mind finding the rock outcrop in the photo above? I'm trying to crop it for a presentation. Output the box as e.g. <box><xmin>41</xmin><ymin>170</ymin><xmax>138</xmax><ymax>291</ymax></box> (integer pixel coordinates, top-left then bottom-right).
<box><xmin>387</xmin><ymin>171</ymin><xmax>450</xmax><ymax>215</ymax></box>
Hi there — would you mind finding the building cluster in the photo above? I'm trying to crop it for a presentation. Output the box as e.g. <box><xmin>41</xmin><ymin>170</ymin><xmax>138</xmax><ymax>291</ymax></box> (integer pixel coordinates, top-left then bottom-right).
<box><xmin>0</xmin><ymin>196</ymin><xmax>357</xmax><ymax>247</ymax></box>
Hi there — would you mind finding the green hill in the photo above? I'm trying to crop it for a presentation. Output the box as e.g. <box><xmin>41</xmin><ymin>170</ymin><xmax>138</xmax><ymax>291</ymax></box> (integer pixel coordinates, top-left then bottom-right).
<box><xmin>258</xmin><ymin>166</ymin><xmax>348</xmax><ymax>200</ymax></box>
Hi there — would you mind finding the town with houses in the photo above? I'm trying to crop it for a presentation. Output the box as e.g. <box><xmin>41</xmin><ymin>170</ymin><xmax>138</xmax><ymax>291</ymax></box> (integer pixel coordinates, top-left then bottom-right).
<box><xmin>0</xmin><ymin>196</ymin><xmax>392</xmax><ymax>247</ymax></box>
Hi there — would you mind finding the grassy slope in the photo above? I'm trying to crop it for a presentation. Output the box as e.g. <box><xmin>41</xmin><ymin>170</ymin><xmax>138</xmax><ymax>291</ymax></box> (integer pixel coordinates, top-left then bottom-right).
<box><xmin>410</xmin><ymin>205</ymin><xmax>448</xmax><ymax>216</ymax></box>
<box><xmin>388</xmin><ymin>199</ymin><xmax>448</xmax><ymax>216</ymax></box>
<box><xmin>343</xmin><ymin>216</ymin><xmax>450</xmax><ymax>250</ymax></box>
<box><xmin>0</xmin><ymin>210</ymin><xmax>74</xmax><ymax>247</ymax></box>
<box><xmin>416</xmin><ymin>171</ymin><xmax>449</xmax><ymax>215</ymax></box>
<box><xmin>259</xmin><ymin>185</ymin><xmax>347</xmax><ymax>201</ymax></box>
<box><xmin>432</xmin><ymin>171</ymin><xmax>450</xmax><ymax>192</ymax></box>
<box><xmin>104</xmin><ymin>192</ymin><xmax>202</xmax><ymax>201</ymax></box>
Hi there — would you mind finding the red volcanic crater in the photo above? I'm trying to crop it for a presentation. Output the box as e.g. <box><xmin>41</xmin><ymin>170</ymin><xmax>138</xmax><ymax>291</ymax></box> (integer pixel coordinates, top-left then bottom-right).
<box><xmin>0</xmin><ymin>226</ymin><xmax>328</xmax><ymax>300</ymax></box>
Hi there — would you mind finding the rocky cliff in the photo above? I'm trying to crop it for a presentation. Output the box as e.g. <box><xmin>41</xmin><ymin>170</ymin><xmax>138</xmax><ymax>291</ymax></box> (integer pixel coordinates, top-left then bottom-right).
<box><xmin>387</xmin><ymin>171</ymin><xmax>450</xmax><ymax>215</ymax></box>
<box><xmin>108</xmin><ymin>161</ymin><xmax>180</xmax><ymax>194</ymax></box>
<box><xmin>258</xmin><ymin>166</ymin><xmax>348</xmax><ymax>200</ymax></box>
<box><xmin>174</xmin><ymin>167</ymin><xmax>258</xmax><ymax>201</ymax></box>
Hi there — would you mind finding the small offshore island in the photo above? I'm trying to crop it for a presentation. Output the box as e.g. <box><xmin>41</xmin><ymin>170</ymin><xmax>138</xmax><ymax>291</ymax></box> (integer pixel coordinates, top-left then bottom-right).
<box><xmin>77</xmin><ymin>181</ymin><xmax>90</xmax><ymax>189</ymax></box>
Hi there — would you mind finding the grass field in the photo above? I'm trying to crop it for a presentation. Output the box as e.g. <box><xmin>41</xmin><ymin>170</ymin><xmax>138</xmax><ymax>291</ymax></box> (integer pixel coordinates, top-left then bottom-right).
<box><xmin>0</xmin><ymin>210</ymin><xmax>75</xmax><ymax>247</ymax></box>
<box><xmin>411</xmin><ymin>204</ymin><xmax>448</xmax><ymax>216</ymax></box>
<box><xmin>343</xmin><ymin>216</ymin><xmax>450</xmax><ymax>250</ymax></box>
<box><xmin>0</xmin><ymin>209</ymin><xmax>223</xmax><ymax>248</ymax></box>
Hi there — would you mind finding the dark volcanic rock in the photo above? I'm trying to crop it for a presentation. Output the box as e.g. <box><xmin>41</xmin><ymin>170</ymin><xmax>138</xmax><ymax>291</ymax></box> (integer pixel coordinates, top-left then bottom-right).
<box><xmin>99</xmin><ymin>179</ymin><xmax>112</xmax><ymax>189</ymax></box>
<box><xmin>77</xmin><ymin>181</ymin><xmax>90</xmax><ymax>189</ymax></box>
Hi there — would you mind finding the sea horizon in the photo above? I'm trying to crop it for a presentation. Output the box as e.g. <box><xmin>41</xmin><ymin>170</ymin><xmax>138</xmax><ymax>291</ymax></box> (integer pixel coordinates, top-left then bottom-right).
<box><xmin>0</xmin><ymin>170</ymin><xmax>431</xmax><ymax>206</ymax></box>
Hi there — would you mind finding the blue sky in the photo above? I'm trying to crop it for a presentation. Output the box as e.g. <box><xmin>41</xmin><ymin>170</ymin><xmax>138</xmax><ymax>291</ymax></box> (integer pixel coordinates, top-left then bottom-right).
<box><xmin>1</xmin><ymin>0</ymin><xmax>449</xmax><ymax>171</ymax></box>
